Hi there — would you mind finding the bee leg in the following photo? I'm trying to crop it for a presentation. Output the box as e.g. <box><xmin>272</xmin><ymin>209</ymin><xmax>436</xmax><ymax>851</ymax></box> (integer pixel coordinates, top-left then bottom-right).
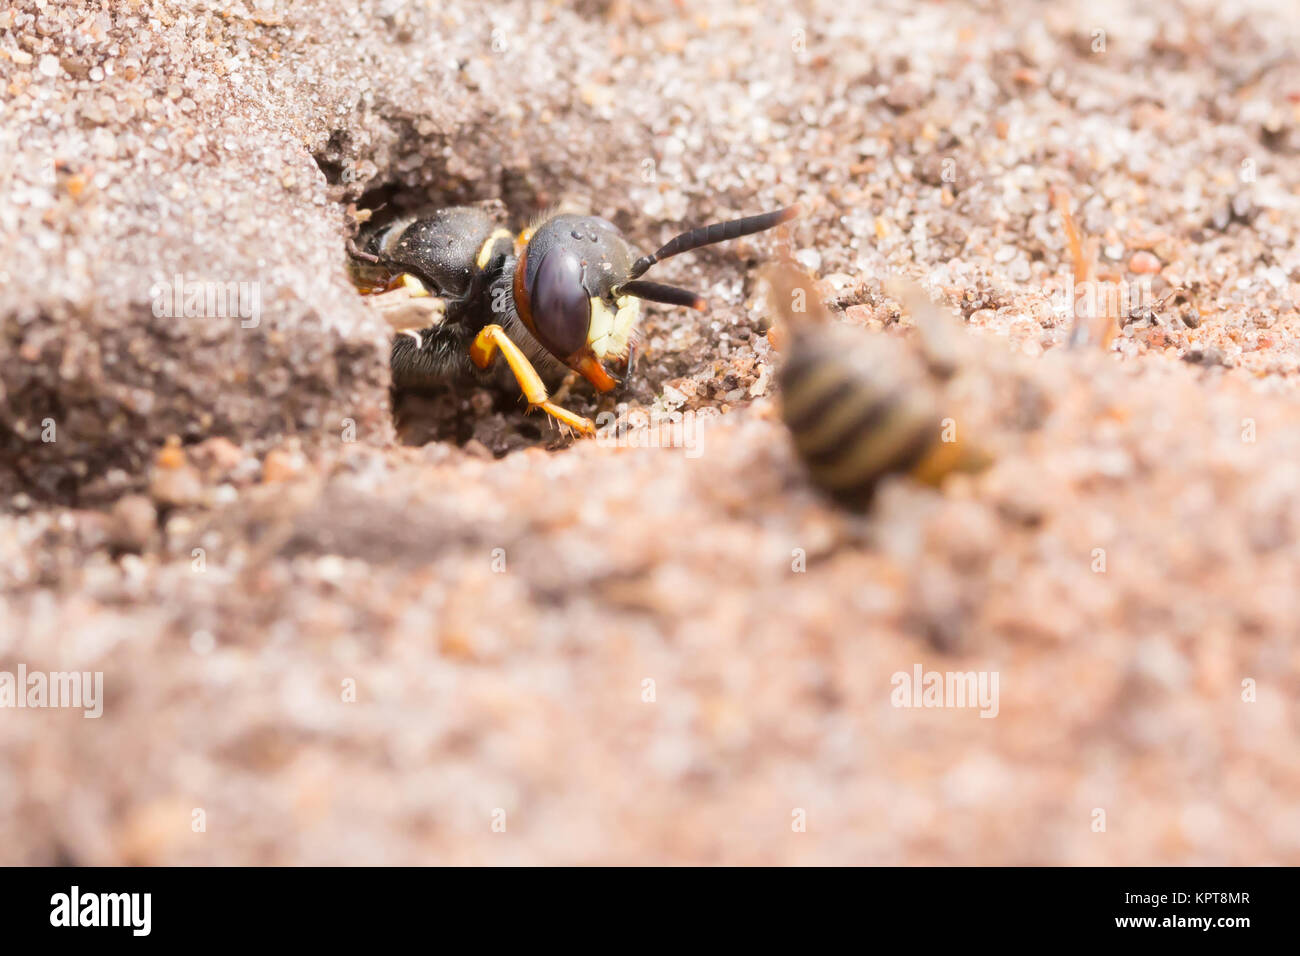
<box><xmin>550</xmin><ymin>370</ymin><xmax>582</xmax><ymax>405</ymax></box>
<box><xmin>346</xmin><ymin>236</ymin><xmax>380</xmax><ymax>264</ymax></box>
<box><xmin>468</xmin><ymin>324</ymin><xmax>597</xmax><ymax>437</ymax></box>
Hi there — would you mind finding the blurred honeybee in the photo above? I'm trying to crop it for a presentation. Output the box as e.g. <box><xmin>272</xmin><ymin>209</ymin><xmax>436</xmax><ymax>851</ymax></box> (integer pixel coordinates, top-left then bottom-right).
<box><xmin>763</xmin><ymin>262</ymin><xmax>995</xmax><ymax>509</ymax></box>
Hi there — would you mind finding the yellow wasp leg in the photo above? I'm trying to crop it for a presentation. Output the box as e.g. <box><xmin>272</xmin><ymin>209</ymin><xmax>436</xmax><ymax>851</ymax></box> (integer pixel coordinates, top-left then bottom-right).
<box><xmin>469</xmin><ymin>324</ymin><xmax>597</xmax><ymax>437</ymax></box>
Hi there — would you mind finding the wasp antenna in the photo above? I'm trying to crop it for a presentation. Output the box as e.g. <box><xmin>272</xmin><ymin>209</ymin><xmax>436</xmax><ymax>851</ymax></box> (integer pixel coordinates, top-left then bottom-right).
<box><xmin>617</xmin><ymin>280</ymin><xmax>707</xmax><ymax>311</ymax></box>
<box><xmin>629</xmin><ymin>204</ymin><xmax>803</xmax><ymax>279</ymax></box>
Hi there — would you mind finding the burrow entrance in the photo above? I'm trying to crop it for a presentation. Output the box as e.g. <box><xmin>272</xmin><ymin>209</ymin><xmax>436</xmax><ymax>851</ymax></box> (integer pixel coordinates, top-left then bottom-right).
<box><xmin>313</xmin><ymin>134</ymin><xmax>777</xmax><ymax>457</ymax></box>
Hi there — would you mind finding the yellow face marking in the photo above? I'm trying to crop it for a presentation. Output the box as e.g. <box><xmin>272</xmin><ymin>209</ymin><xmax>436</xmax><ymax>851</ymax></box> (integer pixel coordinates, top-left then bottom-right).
<box><xmin>587</xmin><ymin>295</ymin><xmax>639</xmax><ymax>360</ymax></box>
<box><xmin>476</xmin><ymin>229</ymin><xmax>513</xmax><ymax>269</ymax></box>
<box><xmin>587</xmin><ymin>298</ymin><xmax>613</xmax><ymax>353</ymax></box>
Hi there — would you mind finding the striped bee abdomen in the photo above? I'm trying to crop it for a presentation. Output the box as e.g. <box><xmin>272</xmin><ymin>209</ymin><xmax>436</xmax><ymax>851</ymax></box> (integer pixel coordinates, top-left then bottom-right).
<box><xmin>779</xmin><ymin>326</ymin><xmax>970</xmax><ymax>509</ymax></box>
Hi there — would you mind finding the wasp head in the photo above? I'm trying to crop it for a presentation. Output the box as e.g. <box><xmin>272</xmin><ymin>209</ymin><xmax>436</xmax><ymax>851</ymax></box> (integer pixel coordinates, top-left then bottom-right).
<box><xmin>512</xmin><ymin>215</ymin><xmax>643</xmax><ymax>391</ymax></box>
<box><xmin>512</xmin><ymin>205</ymin><xmax>801</xmax><ymax>392</ymax></box>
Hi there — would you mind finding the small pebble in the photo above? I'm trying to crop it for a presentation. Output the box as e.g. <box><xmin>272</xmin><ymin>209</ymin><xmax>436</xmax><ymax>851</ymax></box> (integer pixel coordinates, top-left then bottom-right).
<box><xmin>1129</xmin><ymin>251</ymin><xmax>1161</xmax><ymax>274</ymax></box>
<box><xmin>108</xmin><ymin>495</ymin><xmax>157</xmax><ymax>553</ymax></box>
<box><xmin>262</xmin><ymin>448</ymin><xmax>304</xmax><ymax>483</ymax></box>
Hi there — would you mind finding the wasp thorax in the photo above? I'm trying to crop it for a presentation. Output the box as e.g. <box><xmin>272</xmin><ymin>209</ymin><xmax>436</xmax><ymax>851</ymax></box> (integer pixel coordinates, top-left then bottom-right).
<box><xmin>360</xmin><ymin>205</ymin><xmax>512</xmax><ymax>303</ymax></box>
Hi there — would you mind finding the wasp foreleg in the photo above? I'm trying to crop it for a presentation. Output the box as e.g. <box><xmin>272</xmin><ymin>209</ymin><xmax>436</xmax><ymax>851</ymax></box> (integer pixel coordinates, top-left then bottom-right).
<box><xmin>468</xmin><ymin>324</ymin><xmax>597</xmax><ymax>437</ymax></box>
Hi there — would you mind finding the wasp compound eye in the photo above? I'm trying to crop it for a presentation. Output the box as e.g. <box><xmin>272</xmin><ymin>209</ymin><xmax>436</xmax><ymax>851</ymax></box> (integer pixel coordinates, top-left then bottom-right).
<box><xmin>530</xmin><ymin>246</ymin><xmax>591</xmax><ymax>358</ymax></box>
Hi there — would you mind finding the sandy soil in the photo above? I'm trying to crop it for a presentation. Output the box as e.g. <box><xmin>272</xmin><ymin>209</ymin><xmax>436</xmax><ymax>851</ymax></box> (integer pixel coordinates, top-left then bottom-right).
<box><xmin>1</xmin><ymin>0</ymin><xmax>1299</xmax><ymax>864</ymax></box>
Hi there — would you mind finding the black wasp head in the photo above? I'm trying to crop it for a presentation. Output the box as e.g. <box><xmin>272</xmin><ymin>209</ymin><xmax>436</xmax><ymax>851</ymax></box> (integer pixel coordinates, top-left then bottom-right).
<box><xmin>512</xmin><ymin>205</ymin><xmax>800</xmax><ymax>392</ymax></box>
<box><xmin>514</xmin><ymin>215</ymin><xmax>635</xmax><ymax>376</ymax></box>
